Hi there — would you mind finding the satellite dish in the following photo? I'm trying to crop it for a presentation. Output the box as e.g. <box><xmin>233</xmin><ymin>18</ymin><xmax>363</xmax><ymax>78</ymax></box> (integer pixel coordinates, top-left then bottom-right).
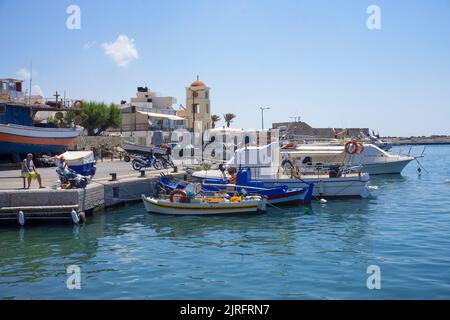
<box><xmin>55</xmin><ymin>112</ymin><xmax>64</xmax><ymax>120</ymax></box>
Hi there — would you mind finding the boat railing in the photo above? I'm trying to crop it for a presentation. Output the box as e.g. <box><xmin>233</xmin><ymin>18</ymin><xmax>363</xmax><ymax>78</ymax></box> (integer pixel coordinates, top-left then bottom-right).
<box><xmin>274</xmin><ymin>162</ymin><xmax>364</xmax><ymax>179</ymax></box>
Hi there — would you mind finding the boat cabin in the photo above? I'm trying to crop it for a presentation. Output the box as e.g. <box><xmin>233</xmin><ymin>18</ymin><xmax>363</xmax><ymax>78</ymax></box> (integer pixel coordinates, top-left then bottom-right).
<box><xmin>0</xmin><ymin>78</ymin><xmax>24</xmax><ymax>102</ymax></box>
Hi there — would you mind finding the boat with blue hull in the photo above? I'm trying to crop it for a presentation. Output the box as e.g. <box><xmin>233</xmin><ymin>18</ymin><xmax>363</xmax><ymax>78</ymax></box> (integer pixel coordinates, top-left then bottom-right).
<box><xmin>0</xmin><ymin>123</ymin><xmax>80</xmax><ymax>154</ymax></box>
<box><xmin>0</xmin><ymin>78</ymin><xmax>80</xmax><ymax>155</ymax></box>
<box><xmin>202</xmin><ymin>169</ymin><xmax>314</xmax><ymax>205</ymax></box>
<box><xmin>156</xmin><ymin>170</ymin><xmax>314</xmax><ymax>205</ymax></box>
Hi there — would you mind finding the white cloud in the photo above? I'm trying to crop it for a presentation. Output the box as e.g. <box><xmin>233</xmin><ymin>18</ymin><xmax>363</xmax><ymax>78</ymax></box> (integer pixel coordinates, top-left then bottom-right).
<box><xmin>102</xmin><ymin>35</ymin><xmax>139</xmax><ymax>67</ymax></box>
<box><xmin>32</xmin><ymin>85</ymin><xmax>44</xmax><ymax>97</ymax></box>
<box><xmin>16</xmin><ymin>68</ymin><xmax>31</xmax><ymax>80</ymax></box>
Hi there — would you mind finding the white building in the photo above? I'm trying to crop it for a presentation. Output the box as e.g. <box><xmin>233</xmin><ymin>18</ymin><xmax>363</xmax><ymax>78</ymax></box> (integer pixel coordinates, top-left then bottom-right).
<box><xmin>117</xmin><ymin>86</ymin><xmax>186</xmax><ymax>146</ymax></box>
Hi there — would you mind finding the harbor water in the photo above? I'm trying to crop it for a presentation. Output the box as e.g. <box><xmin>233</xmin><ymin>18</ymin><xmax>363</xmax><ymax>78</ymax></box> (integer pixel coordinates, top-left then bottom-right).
<box><xmin>1</xmin><ymin>145</ymin><xmax>449</xmax><ymax>299</ymax></box>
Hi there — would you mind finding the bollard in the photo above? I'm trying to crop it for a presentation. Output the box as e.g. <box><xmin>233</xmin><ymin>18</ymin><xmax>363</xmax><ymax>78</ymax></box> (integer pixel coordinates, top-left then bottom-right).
<box><xmin>109</xmin><ymin>173</ymin><xmax>117</xmax><ymax>181</ymax></box>
<box><xmin>140</xmin><ymin>170</ymin><xmax>146</xmax><ymax>177</ymax></box>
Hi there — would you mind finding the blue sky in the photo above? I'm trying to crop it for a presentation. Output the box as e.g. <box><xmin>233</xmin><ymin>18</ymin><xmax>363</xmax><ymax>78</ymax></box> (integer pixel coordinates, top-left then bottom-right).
<box><xmin>1</xmin><ymin>0</ymin><xmax>449</xmax><ymax>136</ymax></box>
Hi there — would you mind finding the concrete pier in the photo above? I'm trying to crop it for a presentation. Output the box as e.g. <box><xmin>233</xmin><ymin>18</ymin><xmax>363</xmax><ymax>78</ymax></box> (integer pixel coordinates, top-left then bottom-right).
<box><xmin>0</xmin><ymin>160</ymin><xmax>187</xmax><ymax>225</ymax></box>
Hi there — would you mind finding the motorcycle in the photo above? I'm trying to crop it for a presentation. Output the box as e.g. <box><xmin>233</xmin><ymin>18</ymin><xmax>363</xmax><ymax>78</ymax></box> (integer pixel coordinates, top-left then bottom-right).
<box><xmin>131</xmin><ymin>154</ymin><xmax>163</xmax><ymax>171</ymax></box>
<box><xmin>155</xmin><ymin>154</ymin><xmax>175</xmax><ymax>169</ymax></box>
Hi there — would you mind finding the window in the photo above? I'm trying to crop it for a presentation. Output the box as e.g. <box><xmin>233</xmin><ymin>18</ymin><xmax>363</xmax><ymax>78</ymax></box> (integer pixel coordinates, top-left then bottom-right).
<box><xmin>193</xmin><ymin>91</ymin><xmax>199</xmax><ymax>98</ymax></box>
<box><xmin>192</xmin><ymin>104</ymin><xmax>200</xmax><ymax>114</ymax></box>
<box><xmin>206</xmin><ymin>103</ymin><xmax>210</xmax><ymax>114</ymax></box>
<box><xmin>205</xmin><ymin>91</ymin><xmax>209</xmax><ymax>99</ymax></box>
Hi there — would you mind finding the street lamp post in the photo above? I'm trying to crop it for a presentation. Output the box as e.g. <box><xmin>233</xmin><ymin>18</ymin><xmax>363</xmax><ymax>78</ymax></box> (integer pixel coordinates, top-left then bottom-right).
<box><xmin>259</xmin><ymin>107</ymin><xmax>270</xmax><ymax>130</ymax></box>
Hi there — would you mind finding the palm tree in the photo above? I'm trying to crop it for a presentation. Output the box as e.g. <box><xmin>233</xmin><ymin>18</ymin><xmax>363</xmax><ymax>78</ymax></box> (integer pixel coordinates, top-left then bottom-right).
<box><xmin>223</xmin><ymin>113</ymin><xmax>236</xmax><ymax>128</ymax></box>
<box><xmin>211</xmin><ymin>114</ymin><xmax>221</xmax><ymax>128</ymax></box>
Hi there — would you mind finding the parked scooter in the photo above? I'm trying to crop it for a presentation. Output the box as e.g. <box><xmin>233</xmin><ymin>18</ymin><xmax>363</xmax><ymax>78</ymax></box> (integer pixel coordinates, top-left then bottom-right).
<box><xmin>131</xmin><ymin>154</ymin><xmax>163</xmax><ymax>171</ymax></box>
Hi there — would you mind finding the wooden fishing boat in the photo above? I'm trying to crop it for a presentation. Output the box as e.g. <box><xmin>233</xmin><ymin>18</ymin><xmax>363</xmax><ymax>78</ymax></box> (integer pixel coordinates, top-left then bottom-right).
<box><xmin>0</xmin><ymin>79</ymin><xmax>81</xmax><ymax>155</ymax></box>
<box><xmin>156</xmin><ymin>172</ymin><xmax>314</xmax><ymax>206</ymax></box>
<box><xmin>201</xmin><ymin>182</ymin><xmax>313</xmax><ymax>205</ymax></box>
<box><xmin>141</xmin><ymin>194</ymin><xmax>267</xmax><ymax>216</ymax></box>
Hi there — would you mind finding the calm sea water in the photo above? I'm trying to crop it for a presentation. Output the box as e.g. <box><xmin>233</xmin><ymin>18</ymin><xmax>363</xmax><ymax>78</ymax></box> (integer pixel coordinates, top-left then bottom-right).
<box><xmin>1</xmin><ymin>145</ymin><xmax>450</xmax><ymax>300</ymax></box>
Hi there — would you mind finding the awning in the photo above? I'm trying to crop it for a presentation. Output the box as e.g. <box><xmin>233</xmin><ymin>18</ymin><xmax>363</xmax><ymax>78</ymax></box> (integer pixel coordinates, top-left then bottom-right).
<box><xmin>280</xmin><ymin>150</ymin><xmax>343</xmax><ymax>155</ymax></box>
<box><xmin>137</xmin><ymin>111</ymin><xmax>185</xmax><ymax>121</ymax></box>
<box><xmin>58</xmin><ymin>151</ymin><xmax>95</xmax><ymax>165</ymax></box>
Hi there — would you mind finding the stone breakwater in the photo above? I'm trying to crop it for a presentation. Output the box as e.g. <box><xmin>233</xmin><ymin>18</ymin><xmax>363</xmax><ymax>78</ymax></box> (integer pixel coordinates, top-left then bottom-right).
<box><xmin>385</xmin><ymin>136</ymin><xmax>450</xmax><ymax>146</ymax></box>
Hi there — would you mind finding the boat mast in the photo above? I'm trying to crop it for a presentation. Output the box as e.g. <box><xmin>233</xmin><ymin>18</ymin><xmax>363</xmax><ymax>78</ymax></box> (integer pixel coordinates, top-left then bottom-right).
<box><xmin>29</xmin><ymin>61</ymin><xmax>32</xmax><ymax>103</ymax></box>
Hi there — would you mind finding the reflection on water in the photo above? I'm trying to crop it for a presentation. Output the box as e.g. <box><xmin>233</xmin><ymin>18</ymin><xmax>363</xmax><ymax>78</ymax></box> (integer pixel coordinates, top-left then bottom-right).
<box><xmin>1</xmin><ymin>146</ymin><xmax>450</xmax><ymax>299</ymax></box>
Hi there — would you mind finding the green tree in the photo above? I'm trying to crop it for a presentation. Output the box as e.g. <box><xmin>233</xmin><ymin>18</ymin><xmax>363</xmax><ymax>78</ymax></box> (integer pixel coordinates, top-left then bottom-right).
<box><xmin>58</xmin><ymin>101</ymin><xmax>122</xmax><ymax>135</ymax></box>
<box><xmin>80</xmin><ymin>101</ymin><xmax>122</xmax><ymax>136</ymax></box>
<box><xmin>223</xmin><ymin>113</ymin><xmax>236</xmax><ymax>128</ymax></box>
<box><xmin>46</xmin><ymin>116</ymin><xmax>58</xmax><ymax>127</ymax></box>
<box><xmin>211</xmin><ymin>114</ymin><xmax>221</xmax><ymax>128</ymax></box>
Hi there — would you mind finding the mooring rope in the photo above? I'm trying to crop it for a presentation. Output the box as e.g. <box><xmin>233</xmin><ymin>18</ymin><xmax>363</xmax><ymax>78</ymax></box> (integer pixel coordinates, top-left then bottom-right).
<box><xmin>266</xmin><ymin>202</ymin><xmax>289</xmax><ymax>212</ymax></box>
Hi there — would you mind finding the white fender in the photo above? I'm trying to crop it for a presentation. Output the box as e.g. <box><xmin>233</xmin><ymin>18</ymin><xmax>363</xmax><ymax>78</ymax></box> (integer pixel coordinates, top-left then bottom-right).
<box><xmin>319</xmin><ymin>181</ymin><xmax>324</xmax><ymax>195</ymax></box>
<box><xmin>71</xmin><ymin>209</ymin><xmax>80</xmax><ymax>224</ymax></box>
<box><xmin>18</xmin><ymin>211</ymin><xmax>25</xmax><ymax>226</ymax></box>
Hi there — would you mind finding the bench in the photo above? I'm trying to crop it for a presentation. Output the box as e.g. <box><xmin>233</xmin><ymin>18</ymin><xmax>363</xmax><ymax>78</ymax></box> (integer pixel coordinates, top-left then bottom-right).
<box><xmin>0</xmin><ymin>176</ymin><xmax>26</xmax><ymax>189</ymax></box>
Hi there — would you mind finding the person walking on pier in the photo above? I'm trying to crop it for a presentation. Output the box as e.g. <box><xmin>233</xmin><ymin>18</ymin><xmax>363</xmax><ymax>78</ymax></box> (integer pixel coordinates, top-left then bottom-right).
<box><xmin>21</xmin><ymin>153</ymin><xmax>44</xmax><ymax>189</ymax></box>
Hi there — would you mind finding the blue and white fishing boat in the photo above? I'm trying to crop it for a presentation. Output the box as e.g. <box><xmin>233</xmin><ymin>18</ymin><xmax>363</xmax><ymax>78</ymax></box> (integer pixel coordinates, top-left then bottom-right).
<box><xmin>202</xmin><ymin>168</ymin><xmax>314</xmax><ymax>205</ymax></box>
<box><xmin>142</xmin><ymin>194</ymin><xmax>267</xmax><ymax>216</ymax></box>
<box><xmin>58</xmin><ymin>151</ymin><xmax>96</xmax><ymax>177</ymax></box>
<box><xmin>156</xmin><ymin>169</ymin><xmax>314</xmax><ymax>205</ymax></box>
<box><xmin>0</xmin><ymin>78</ymin><xmax>80</xmax><ymax>155</ymax></box>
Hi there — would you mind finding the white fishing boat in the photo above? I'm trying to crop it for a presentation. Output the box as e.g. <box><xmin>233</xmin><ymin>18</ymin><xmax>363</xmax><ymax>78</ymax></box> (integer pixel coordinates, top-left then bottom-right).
<box><xmin>280</xmin><ymin>143</ymin><xmax>415</xmax><ymax>175</ymax></box>
<box><xmin>193</xmin><ymin>142</ymin><xmax>372</xmax><ymax>198</ymax></box>
<box><xmin>194</xmin><ymin>170</ymin><xmax>371</xmax><ymax>198</ymax></box>
<box><xmin>141</xmin><ymin>194</ymin><xmax>267</xmax><ymax>215</ymax></box>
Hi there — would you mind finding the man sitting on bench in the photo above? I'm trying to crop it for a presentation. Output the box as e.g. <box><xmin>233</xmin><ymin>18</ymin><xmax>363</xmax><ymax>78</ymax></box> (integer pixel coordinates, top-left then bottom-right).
<box><xmin>21</xmin><ymin>153</ymin><xmax>44</xmax><ymax>189</ymax></box>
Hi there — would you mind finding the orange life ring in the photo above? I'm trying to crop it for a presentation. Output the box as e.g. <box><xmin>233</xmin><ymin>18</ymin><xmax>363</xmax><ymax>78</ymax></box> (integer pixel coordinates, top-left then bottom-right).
<box><xmin>355</xmin><ymin>143</ymin><xmax>364</xmax><ymax>155</ymax></box>
<box><xmin>345</xmin><ymin>142</ymin><xmax>364</xmax><ymax>155</ymax></box>
<box><xmin>345</xmin><ymin>141</ymin><xmax>357</xmax><ymax>154</ymax></box>
<box><xmin>73</xmin><ymin>100</ymin><xmax>83</xmax><ymax>109</ymax></box>
<box><xmin>169</xmin><ymin>189</ymin><xmax>187</xmax><ymax>202</ymax></box>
